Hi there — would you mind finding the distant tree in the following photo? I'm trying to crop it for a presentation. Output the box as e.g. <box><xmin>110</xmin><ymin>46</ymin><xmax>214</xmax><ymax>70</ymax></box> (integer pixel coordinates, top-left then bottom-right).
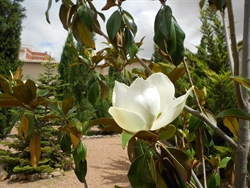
<box><xmin>151</xmin><ymin>44</ymin><xmax>168</xmax><ymax>64</ymax></box>
<box><xmin>0</xmin><ymin>0</ymin><xmax>26</xmax><ymax>76</ymax></box>
<box><xmin>0</xmin><ymin>0</ymin><xmax>26</xmax><ymax>138</ymax></box>
<box><xmin>58</xmin><ymin>32</ymin><xmax>75</xmax><ymax>98</ymax></box>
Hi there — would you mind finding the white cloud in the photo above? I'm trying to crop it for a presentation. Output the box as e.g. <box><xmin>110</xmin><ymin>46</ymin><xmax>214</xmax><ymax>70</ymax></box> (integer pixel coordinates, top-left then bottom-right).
<box><xmin>20</xmin><ymin>0</ymin><xmax>244</xmax><ymax>61</ymax></box>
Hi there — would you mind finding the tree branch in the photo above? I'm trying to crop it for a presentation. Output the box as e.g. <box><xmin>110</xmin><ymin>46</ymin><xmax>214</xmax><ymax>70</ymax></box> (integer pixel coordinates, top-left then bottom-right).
<box><xmin>184</xmin><ymin>105</ymin><xmax>238</xmax><ymax>150</ymax></box>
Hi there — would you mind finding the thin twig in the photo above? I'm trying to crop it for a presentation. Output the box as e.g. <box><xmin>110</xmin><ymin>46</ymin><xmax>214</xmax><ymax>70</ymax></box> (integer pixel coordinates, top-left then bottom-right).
<box><xmin>183</xmin><ymin>59</ymin><xmax>207</xmax><ymax>188</ymax></box>
<box><xmin>191</xmin><ymin>170</ymin><xmax>203</xmax><ymax>188</ymax></box>
<box><xmin>184</xmin><ymin>105</ymin><xmax>238</xmax><ymax>150</ymax></box>
<box><xmin>135</xmin><ymin>54</ymin><xmax>153</xmax><ymax>75</ymax></box>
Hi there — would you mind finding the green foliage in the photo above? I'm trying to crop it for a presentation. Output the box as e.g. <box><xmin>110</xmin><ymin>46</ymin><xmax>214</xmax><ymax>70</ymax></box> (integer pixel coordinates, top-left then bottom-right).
<box><xmin>0</xmin><ymin>0</ymin><xmax>26</xmax><ymax>139</ymax></box>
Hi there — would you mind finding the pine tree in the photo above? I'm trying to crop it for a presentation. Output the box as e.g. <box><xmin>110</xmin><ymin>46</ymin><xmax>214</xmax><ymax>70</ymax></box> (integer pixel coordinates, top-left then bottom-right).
<box><xmin>0</xmin><ymin>0</ymin><xmax>26</xmax><ymax>139</ymax></box>
<box><xmin>58</xmin><ymin>32</ymin><xmax>74</xmax><ymax>98</ymax></box>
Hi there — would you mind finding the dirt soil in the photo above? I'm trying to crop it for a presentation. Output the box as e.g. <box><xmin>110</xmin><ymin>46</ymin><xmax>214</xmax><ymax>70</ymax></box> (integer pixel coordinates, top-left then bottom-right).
<box><xmin>0</xmin><ymin>136</ymin><xmax>132</xmax><ymax>188</ymax></box>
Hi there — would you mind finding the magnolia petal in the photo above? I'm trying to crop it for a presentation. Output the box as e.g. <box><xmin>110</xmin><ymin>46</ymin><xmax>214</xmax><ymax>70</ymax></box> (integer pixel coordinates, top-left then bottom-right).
<box><xmin>108</xmin><ymin>107</ymin><xmax>147</xmax><ymax>133</ymax></box>
<box><xmin>146</xmin><ymin>73</ymin><xmax>175</xmax><ymax>112</ymax></box>
<box><xmin>124</xmin><ymin>78</ymin><xmax>160</xmax><ymax>130</ymax></box>
<box><xmin>112</xmin><ymin>81</ymin><xmax>129</xmax><ymax>108</ymax></box>
<box><xmin>150</xmin><ymin>87</ymin><xmax>193</xmax><ymax>131</ymax></box>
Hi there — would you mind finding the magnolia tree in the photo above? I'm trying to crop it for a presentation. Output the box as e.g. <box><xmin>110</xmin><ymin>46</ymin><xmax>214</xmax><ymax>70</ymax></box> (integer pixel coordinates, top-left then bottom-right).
<box><xmin>0</xmin><ymin>0</ymin><xmax>249</xmax><ymax>188</ymax></box>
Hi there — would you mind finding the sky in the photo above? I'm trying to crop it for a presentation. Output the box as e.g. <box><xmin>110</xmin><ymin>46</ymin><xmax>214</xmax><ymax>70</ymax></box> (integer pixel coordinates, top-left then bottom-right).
<box><xmin>20</xmin><ymin>0</ymin><xmax>245</xmax><ymax>61</ymax></box>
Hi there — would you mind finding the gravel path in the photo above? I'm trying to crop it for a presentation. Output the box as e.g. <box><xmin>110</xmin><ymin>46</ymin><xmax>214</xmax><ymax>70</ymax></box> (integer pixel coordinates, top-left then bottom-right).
<box><xmin>0</xmin><ymin>136</ymin><xmax>132</xmax><ymax>188</ymax></box>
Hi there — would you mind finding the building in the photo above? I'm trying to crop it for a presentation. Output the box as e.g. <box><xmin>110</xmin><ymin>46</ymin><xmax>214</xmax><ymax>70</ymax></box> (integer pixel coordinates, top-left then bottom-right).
<box><xmin>19</xmin><ymin>45</ymin><xmax>59</xmax><ymax>80</ymax></box>
<box><xmin>19</xmin><ymin>45</ymin><xmax>148</xmax><ymax>80</ymax></box>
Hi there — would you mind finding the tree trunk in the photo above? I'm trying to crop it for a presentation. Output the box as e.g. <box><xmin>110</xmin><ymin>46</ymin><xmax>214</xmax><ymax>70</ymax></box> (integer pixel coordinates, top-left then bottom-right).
<box><xmin>234</xmin><ymin>0</ymin><xmax>250</xmax><ymax>187</ymax></box>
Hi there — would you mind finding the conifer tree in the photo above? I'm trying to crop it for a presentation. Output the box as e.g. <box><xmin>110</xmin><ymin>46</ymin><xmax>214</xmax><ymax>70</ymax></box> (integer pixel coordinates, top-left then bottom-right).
<box><xmin>0</xmin><ymin>0</ymin><xmax>26</xmax><ymax>138</ymax></box>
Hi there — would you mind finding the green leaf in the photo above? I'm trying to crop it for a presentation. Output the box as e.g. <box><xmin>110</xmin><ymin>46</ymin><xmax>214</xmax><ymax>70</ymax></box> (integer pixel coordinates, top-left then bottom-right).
<box><xmin>158</xmin><ymin>125</ymin><xmax>176</xmax><ymax>140</ymax></box>
<box><xmin>123</xmin><ymin>10</ymin><xmax>137</xmax><ymax>35</ymax></box>
<box><xmin>124</xmin><ymin>27</ymin><xmax>138</xmax><ymax>62</ymax></box>
<box><xmin>219</xmin><ymin>157</ymin><xmax>231</xmax><ymax>168</ymax></box>
<box><xmin>25</xmin><ymin>79</ymin><xmax>37</xmax><ymax>100</ymax></box>
<box><xmin>13</xmin><ymin>85</ymin><xmax>33</xmax><ymax>105</ymax></box>
<box><xmin>87</xmin><ymin>118</ymin><xmax>117</xmax><ymax>128</ymax></box>
<box><xmin>60</xmin><ymin>133</ymin><xmax>72</xmax><ymax>155</ymax></box>
<box><xmin>106</xmin><ymin>10</ymin><xmax>122</xmax><ymax>41</ymax></box>
<box><xmin>50</xmin><ymin>103</ymin><xmax>63</xmax><ymax>117</ymax></box>
<box><xmin>214</xmin><ymin>0</ymin><xmax>226</xmax><ymax>11</ymax></box>
<box><xmin>74</xmin><ymin>160</ymin><xmax>87</xmax><ymax>183</ymax></box>
<box><xmin>208</xmin><ymin>172</ymin><xmax>220</xmax><ymax>188</ymax></box>
<box><xmin>121</xmin><ymin>130</ymin><xmax>133</xmax><ymax>149</ymax></box>
<box><xmin>231</xmin><ymin>75</ymin><xmax>250</xmax><ymax>89</ymax></box>
<box><xmin>154</xmin><ymin>9</ymin><xmax>166</xmax><ymax>52</ymax></box>
<box><xmin>37</xmin><ymin>89</ymin><xmax>49</xmax><ymax>97</ymax></box>
<box><xmin>0</xmin><ymin>93</ymin><xmax>25</xmax><ymax>108</ymax></box>
<box><xmin>62</xmin><ymin>97</ymin><xmax>74</xmax><ymax>116</ymax></box>
<box><xmin>87</xmin><ymin>81</ymin><xmax>99</xmax><ymax>106</ymax></box>
<box><xmin>159</xmin><ymin>5</ymin><xmax>172</xmax><ymax>38</ymax></box>
<box><xmin>78</xmin><ymin>5</ymin><xmax>94</xmax><ymax>31</ymax></box>
<box><xmin>72</xmin><ymin>18</ymin><xmax>95</xmax><ymax>49</ymax></box>
<box><xmin>167</xmin><ymin>17</ymin><xmax>185</xmax><ymax>66</ymax></box>
<box><xmin>59</xmin><ymin>3</ymin><xmax>68</xmax><ymax>30</ymax></box>
<box><xmin>45</xmin><ymin>0</ymin><xmax>52</xmax><ymax>24</ymax></box>
<box><xmin>127</xmin><ymin>155</ymin><xmax>155</xmax><ymax>188</ymax></box>
<box><xmin>188</xmin><ymin>115</ymin><xmax>203</xmax><ymax>133</ymax></box>
<box><xmin>216</xmin><ymin>108</ymin><xmax>250</xmax><ymax>121</ymax></box>
<box><xmin>0</xmin><ymin>80</ymin><xmax>12</xmax><ymax>94</ymax></box>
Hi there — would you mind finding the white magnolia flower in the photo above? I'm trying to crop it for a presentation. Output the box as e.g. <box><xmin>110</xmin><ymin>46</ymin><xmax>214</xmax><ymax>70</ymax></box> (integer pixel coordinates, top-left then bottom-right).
<box><xmin>108</xmin><ymin>73</ymin><xmax>193</xmax><ymax>134</ymax></box>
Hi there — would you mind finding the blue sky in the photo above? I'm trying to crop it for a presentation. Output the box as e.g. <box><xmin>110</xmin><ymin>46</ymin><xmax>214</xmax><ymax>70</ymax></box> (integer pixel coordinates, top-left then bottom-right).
<box><xmin>20</xmin><ymin>0</ymin><xmax>244</xmax><ymax>61</ymax></box>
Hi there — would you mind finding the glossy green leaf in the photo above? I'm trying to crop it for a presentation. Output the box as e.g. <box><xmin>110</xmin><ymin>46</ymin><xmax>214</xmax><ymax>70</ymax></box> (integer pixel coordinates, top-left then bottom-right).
<box><xmin>133</xmin><ymin>131</ymin><xmax>158</xmax><ymax>142</ymax></box>
<box><xmin>101</xmin><ymin>124</ymin><xmax>123</xmax><ymax>134</ymax></box>
<box><xmin>219</xmin><ymin>157</ymin><xmax>231</xmax><ymax>168</ymax></box>
<box><xmin>50</xmin><ymin>103</ymin><xmax>63</xmax><ymax>116</ymax></box>
<box><xmin>62</xmin><ymin>97</ymin><xmax>74</xmax><ymax>116</ymax></box>
<box><xmin>121</xmin><ymin>130</ymin><xmax>133</xmax><ymax>149</ymax></box>
<box><xmin>158</xmin><ymin>125</ymin><xmax>176</xmax><ymax>140</ymax></box>
<box><xmin>25</xmin><ymin>79</ymin><xmax>37</xmax><ymax>100</ymax></box>
<box><xmin>87</xmin><ymin>81</ymin><xmax>99</xmax><ymax>106</ymax></box>
<box><xmin>59</xmin><ymin>3</ymin><xmax>68</xmax><ymax>30</ymax></box>
<box><xmin>127</xmin><ymin>155</ymin><xmax>155</xmax><ymax>188</ymax></box>
<box><xmin>160</xmin><ymin>145</ymin><xmax>191</xmax><ymax>183</ymax></box>
<box><xmin>74</xmin><ymin>160</ymin><xmax>87</xmax><ymax>183</ymax></box>
<box><xmin>214</xmin><ymin>0</ymin><xmax>226</xmax><ymax>11</ymax></box>
<box><xmin>123</xmin><ymin>10</ymin><xmax>137</xmax><ymax>35</ymax></box>
<box><xmin>216</xmin><ymin>108</ymin><xmax>250</xmax><ymax>121</ymax></box>
<box><xmin>208</xmin><ymin>172</ymin><xmax>220</xmax><ymax>188</ymax></box>
<box><xmin>13</xmin><ymin>85</ymin><xmax>32</xmax><ymax>105</ymax></box>
<box><xmin>188</xmin><ymin>115</ymin><xmax>203</xmax><ymax>133</ymax></box>
<box><xmin>154</xmin><ymin>9</ymin><xmax>166</xmax><ymax>52</ymax></box>
<box><xmin>0</xmin><ymin>93</ymin><xmax>25</xmax><ymax>108</ymax></box>
<box><xmin>60</xmin><ymin>133</ymin><xmax>72</xmax><ymax>155</ymax></box>
<box><xmin>231</xmin><ymin>75</ymin><xmax>250</xmax><ymax>89</ymax></box>
<box><xmin>0</xmin><ymin>80</ymin><xmax>12</xmax><ymax>94</ymax></box>
<box><xmin>159</xmin><ymin>5</ymin><xmax>172</xmax><ymax>38</ymax></box>
<box><xmin>167</xmin><ymin>17</ymin><xmax>185</xmax><ymax>66</ymax></box>
<box><xmin>72</xmin><ymin>18</ymin><xmax>95</xmax><ymax>49</ymax></box>
<box><xmin>78</xmin><ymin>5</ymin><xmax>94</xmax><ymax>31</ymax></box>
<box><xmin>87</xmin><ymin>118</ymin><xmax>117</xmax><ymax>128</ymax></box>
<box><xmin>124</xmin><ymin>27</ymin><xmax>138</xmax><ymax>62</ymax></box>
<box><xmin>106</xmin><ymin>10</ymin><xmax>122</xmax><ymax>41</ymax></box>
